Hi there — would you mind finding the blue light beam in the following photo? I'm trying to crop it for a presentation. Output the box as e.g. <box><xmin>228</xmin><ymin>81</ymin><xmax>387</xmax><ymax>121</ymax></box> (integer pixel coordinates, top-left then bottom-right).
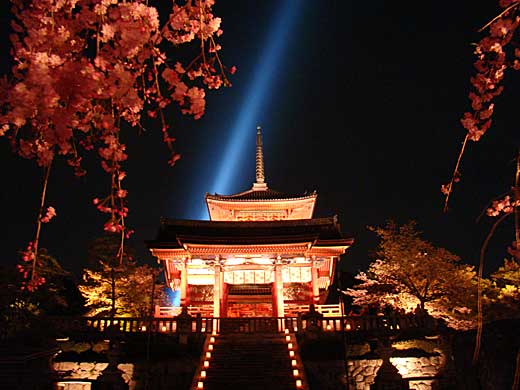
<box><xmin>199</xmin><ymin>1</ymin><xmax>302</xmax><ymax>219</ymax></box>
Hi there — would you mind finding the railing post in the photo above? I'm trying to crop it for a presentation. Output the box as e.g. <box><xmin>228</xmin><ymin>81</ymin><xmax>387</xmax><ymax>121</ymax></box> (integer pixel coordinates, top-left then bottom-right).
<box><xmin>301</xmin><ymin>304</ymin><xmax>323</xmax><ymax>341</ymax></box>
<box><xmin>195</xmin><ymin>313</ymin><xmax>202</xmax><ymax>333</ymax></box>
<box><xmin>175</xmin><ymin>306</ymin><xmax>193</xmax><ymax>344</ymax></box>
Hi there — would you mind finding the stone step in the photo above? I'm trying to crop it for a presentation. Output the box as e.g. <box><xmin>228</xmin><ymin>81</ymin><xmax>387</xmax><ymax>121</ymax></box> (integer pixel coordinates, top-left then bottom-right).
<box><xmin>196</xmin><ymin>333</ymin><xmax>301</xmax><ymax>390</ymax></box>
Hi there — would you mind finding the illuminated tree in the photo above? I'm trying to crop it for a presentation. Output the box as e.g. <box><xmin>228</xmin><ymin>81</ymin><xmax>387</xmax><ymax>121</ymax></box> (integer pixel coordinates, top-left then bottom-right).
<box><xmin>346</xmin><ymin>221</ymin><xmax>479</xmax><ymax>329</ymax></box>
<box><xmin>0</xmin><ymin>0</ymin><xmax>233</xmax><ymax>289</ymax></box>
<box><xmin>80</xmin><ymin>262</ymin><xmax>166</xmax><ymax>317</ymax></box>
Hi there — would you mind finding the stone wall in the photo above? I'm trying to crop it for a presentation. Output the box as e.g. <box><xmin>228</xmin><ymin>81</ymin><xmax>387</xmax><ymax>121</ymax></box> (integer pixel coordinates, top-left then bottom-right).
<box><xmin>346</xmin><ymin>355</ymin><xmax>445</xmax><ymax>390</ymax></box>
<box><xmin>54</xmin><ymin>362</ymin><xmax>135</xmax><ymax>389</ymax></box>
<box><xmin>346</xmin><ymin>358</ymin><xmax>383</xmax><ymax>390</ymax></box>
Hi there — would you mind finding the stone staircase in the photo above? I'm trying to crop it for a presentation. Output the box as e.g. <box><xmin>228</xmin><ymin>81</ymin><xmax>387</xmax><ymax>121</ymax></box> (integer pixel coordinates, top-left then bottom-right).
<box><xmin>193</xmin><ymin>333</ymin><xmax>305</xmax><ymax>390</ymax></box>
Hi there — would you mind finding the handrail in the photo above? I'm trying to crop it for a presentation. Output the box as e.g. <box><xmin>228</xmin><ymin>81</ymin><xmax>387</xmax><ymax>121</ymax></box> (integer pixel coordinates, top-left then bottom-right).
<box><xmin>154</xmin><ymin>303</ymin><xmax>344</xmax><ymax>318</ymax></box>
<box><xmin>50</xmin><ymin>312</ymin><xmax>438</xmax><ymax>335</ymax></box>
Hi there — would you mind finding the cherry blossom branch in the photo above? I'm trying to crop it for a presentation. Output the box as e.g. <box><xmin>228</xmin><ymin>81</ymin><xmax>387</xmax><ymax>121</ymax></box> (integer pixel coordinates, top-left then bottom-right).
<box><xmin>514</xmin><ymin>149</ymin><xmax>520</xmax><ymax>245</ymax></box>
<box><xmin>443</xmin><ymin>135</ymin><xmax>469</xmax><ymax>212</ymax></box>
<box><xmin>31</xmin><ymin>161</ymin><xmax>52</xmax><ymax>287</ymax></box>
<box><xmin>473</xmin><ymin>212</ymin><xmax>509</xmax><ymax>364</ymax></box>
<box><xmin>2</xmin><ymin>0</ymin><xmax>233</xmax><ymax>286</ymax></box>
<box><xmin>478</xmin><ymin>2</ymin><xmax>520</xmax><ymax>33</ymax></box>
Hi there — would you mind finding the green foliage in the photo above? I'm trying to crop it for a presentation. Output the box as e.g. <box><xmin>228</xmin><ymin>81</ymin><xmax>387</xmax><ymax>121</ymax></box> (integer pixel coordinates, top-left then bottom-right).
<box><xmin>79</xmin><ymin>261</ymin><xmax>167</xmax><ymax>317</ymax></box>
<box><xmin>1</xmin><ymin>250</ymin><xmax>84</xmax><ymax>341</ymax></box>
<box><xmin>80</xmin><ymin>235</ymin><xmax>167</xmax><ymax>317</ymax></box>
<box><xmin>29</xmin><ymin>249</ymin><xmax>85</xmax><ymax>315</ymax></box>
<box><xmin>86</xmin><ymin>235</ymin><xmax>136</xmax><ymax>269</ymax></box>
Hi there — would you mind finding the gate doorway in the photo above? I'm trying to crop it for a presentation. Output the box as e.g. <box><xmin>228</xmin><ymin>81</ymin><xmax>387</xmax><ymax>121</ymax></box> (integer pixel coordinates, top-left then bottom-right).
<box><xmin>225</xmin><ymin>283</ymin><xmax>273</xmax><ymax>317</ymax></box>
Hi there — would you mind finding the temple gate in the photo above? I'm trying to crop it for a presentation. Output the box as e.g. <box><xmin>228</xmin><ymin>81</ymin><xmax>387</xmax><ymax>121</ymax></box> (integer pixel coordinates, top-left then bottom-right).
<box><xmin>147</xmin><ymin>127</ymin><xmax>353</xmax><ymax>317</ymax></box>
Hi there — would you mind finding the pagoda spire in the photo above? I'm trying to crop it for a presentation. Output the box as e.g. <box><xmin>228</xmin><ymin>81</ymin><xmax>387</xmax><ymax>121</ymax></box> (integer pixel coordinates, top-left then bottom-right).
<box><xmin>253</xmin><ymin>126</ymin><xmax>268</xmax><ymax>190</ymax></box>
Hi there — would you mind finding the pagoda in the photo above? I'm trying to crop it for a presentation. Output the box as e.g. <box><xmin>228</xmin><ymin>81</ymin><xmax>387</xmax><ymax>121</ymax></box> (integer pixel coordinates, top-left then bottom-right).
<box><xmin>147</xmin><ymin>127</ymin><xmax>353</xmax><ymax>318</ymax></box>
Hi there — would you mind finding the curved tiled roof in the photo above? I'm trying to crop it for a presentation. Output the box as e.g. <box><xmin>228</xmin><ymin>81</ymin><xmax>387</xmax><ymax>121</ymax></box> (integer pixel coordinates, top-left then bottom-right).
<box><xmin>146</xmin><ymin>216</ymin><xmax>353</xmax><ymax>249</ymax></box>
<box><xmin>206</xmin><ymin>188</ymin><xmax>317</xmax><ymax>201</ymax></box>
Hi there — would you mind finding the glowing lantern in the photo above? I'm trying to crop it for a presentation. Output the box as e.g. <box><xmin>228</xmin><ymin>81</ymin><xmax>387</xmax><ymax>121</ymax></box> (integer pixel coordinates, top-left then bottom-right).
<box><xmin>291</xmin><ymin>360</ymin><xmax>297</xmax><ymax>367</ymax></box>
<box><xmin>293</xmin><ymin>327</ymin><xmax>298</xmax><ymax>332</ymax></box>
<box><xmin>296</xmin><ymin>379</ymin><xmax>302</xmax><ymax>388</ymax></box>
<box><xmin>293</xmin><ymin>369</ymin><xmax>299</xmax><ymax>377</ymax></box>
<box><xmin>285</xmin><ymin>335</ymin><xmax>291</xmax><ymax>342</ymax></box>
<box><xmin>208</xmin><ymin>344</ymin><xmax>214</xmax><ymax>351</ymax></box>
<box><xmin>206</xmin><ymin>352</ymin><xmax>211</xmax><ymax>358</ymax></box>
<box><xmin>326</xmin><ymin>324</ymin><xmax>332</xmax><ymax>330</ymax></box>
<box><xmin>284</xmin><ymin>328</ymin><xmax>289</xmax><ymax>334</ymax></box>
<box><xmin>288</xmin><ymin>343</ymin><xmax>293</xmax><ymax>349</ymax></box>
<box><xmin>210</xmin><ymin>337</ymin><xmax>215</xmax><ymax>343</ymax></box>
<box><xmin>201</xmin><ymin>327</ymin><xmax>206</xmax><ymax>332</ymax></box>
<box><xmin>200</xmin><ymin>371</ymin><xmax>207</xmax><ymax>378</ymax></box>
<box><xmin>289</xmin><ymin>351</ymin><xmax>295</xmax><ymax>357</ymax></box>
<box><xmin>204</xmin><ymin>361</ymin><xmax>209</xmax><ymax>368</ymax></box>
<box><xmin>197</xmin><ymin>381</ymin><xmax>204</xmax><ymax>389</ymax></box>
<box><xmin>161</xmin><ymin>326</ymin><xmax>167</xmax><ymax>332</ymax></box>
<box><xmin>346</xmin><ymin>323</ymin><xmax>351</xmax><ymax>330</ymax></box>
<box><xmin>141</xmin><ymin>326</ymin><xmax>147</xmax><ymax>332</ymax></box>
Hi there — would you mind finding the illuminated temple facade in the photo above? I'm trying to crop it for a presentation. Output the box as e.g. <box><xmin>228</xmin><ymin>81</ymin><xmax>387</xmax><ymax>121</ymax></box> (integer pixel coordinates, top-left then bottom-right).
<box><xmin>147</xmin><ymin>127</ymin><xmax>353</xmax><ymax>317</ymax></box>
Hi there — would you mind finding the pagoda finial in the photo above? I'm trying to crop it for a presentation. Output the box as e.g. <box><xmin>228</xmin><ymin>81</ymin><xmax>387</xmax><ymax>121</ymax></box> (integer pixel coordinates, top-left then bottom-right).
<box><xmin>253</xmin><ymin>126</ymin><xmax>267</xmax><ymax>190</ymax></box>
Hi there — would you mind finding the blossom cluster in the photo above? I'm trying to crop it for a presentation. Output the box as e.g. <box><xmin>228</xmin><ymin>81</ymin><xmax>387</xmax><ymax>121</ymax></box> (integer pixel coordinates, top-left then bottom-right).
<box><xmin>444</xmin><ymin>3</ymin><xmax>520</xmax><ymax>206</ymax></box>
<box><xmin>486</xmin><ymin>194</ymin><xmax>520</xmax><ymax>216</ymax></box>
<box><xmin>1</xmin><ymin>0</ymin><xmax>233</xmax><ymax>286</ymax></box>
<box><xmin>17</xmin><ymin>242</ymin><xmax>46</xmax><ymax>291</ymax></box>
<box><xmin>40</xmin><ymin>206</ymin><xmax>56</xmax><ymax>223</ymax></box>
<box><xmin>461</xmin><ymin>10</ymin><xmax>520</xmax><ymax>142</ymax></box>
<box><xmin>1</xmin><ymin>0</ymin><xmax>232</xmax><ymax>191</ymax></box>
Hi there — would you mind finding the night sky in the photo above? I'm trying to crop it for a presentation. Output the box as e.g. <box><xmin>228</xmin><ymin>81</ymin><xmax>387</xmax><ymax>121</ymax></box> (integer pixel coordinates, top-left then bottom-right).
<box><xmin>1</xmin><ymin>1</ymin><xmax>518</xmax><ymax>279</ymax></box>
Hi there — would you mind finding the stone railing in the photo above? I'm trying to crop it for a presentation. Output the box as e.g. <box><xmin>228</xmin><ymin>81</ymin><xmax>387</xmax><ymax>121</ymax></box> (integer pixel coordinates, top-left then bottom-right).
<box><xmin>50</xmin><ymin>311</ymin><xmax>438</xmax><ymax>336</ymax></box>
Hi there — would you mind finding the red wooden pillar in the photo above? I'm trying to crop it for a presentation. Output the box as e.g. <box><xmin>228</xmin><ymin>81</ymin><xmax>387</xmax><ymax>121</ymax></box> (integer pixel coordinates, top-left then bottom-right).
<box><xmin>311</xmin><ymin>257</ymin><xmax>320</xmax><ymax>304</ymax></box>
<box><xmin>180</xmin><ymin>259</ymin><xmax>188</xmax><ymax>306</ymax></box>
<box><xmin>274</xmin><ymin>263</ymin><xmax>285</xmax><ymax>317</ymax></box>
<box><xmin>213</xmin><ymin>264</ymin><xmax>221</xmax><ymax>317</ymax></box>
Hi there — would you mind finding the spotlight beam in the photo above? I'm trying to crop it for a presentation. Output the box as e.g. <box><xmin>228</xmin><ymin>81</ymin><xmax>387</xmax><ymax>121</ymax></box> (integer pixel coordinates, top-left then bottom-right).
<box><xmin>199</xmin><ymin>1</ymin><xmax>302</xmax><ymax>219</ymax></box>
